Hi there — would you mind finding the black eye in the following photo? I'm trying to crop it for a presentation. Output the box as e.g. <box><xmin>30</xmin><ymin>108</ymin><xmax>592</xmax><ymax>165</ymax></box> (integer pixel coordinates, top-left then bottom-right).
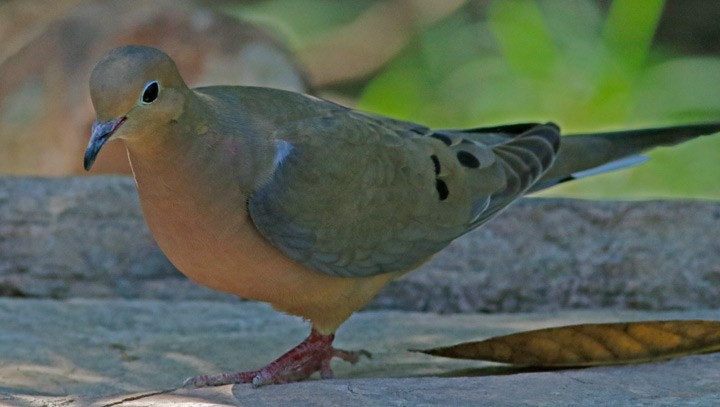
<box><xmin>141</xmin><ymin>81</ymin><xmax>159</xmax><ymax>104</ymax></box>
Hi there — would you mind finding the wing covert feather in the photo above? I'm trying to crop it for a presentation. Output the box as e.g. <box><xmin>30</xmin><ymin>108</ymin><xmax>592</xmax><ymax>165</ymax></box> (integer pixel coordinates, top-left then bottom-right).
<box><xmin>248</xmin><ymin>102</ymin><xmax>560</xmax><ymax>277</ymax></box>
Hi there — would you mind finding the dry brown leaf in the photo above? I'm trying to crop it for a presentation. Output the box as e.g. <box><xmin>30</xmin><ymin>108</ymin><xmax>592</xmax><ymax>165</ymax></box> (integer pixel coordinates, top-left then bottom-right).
<box><xmin>415</xmin><ymin>320</ymin><xmax>720</xmax><ymax>367</ymax></box>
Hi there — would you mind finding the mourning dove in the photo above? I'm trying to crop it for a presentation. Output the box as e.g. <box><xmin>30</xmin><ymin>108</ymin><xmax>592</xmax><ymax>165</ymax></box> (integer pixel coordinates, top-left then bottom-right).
<box><xmin>84</xmin><ymin>45</ymin><xmax>720</xmax><ymax>387</ymax></box>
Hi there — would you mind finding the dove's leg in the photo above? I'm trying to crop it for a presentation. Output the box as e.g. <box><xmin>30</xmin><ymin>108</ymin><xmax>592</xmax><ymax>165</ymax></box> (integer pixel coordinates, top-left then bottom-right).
<box><xmin>184</xmin><ymin>328</ymin><xmax>370</xmax><ymax>388</ymax></box>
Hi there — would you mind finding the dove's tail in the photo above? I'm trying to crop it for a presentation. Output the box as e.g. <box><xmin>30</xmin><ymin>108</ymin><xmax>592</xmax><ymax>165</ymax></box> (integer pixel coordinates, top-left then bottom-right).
<box><xmin>529</xmin><ymin>122</ymin><xmax>720</xmax><ymax>192</ymax></box>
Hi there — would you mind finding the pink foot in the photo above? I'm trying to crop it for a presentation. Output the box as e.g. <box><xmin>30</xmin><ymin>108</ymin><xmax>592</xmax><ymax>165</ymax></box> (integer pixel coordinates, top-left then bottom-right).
<box><xmin>183</xmin><ymin>329</ymin><xmax>370</xmax><ymax>388</ymax></box>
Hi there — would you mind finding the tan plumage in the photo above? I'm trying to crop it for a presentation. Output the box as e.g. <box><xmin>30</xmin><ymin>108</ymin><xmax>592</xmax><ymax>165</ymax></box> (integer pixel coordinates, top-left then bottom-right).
<box><xmin>84</xmin><ymin>45</ymin><xmax>720</xmax><ymax>386</ymax></box>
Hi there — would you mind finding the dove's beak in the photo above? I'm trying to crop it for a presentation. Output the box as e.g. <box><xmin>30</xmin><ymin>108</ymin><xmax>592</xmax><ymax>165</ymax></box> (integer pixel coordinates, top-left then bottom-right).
<box><xmin>84</xmin><ymin>117</ymin><xmax>125</xmax><ymax>171</ymax></box>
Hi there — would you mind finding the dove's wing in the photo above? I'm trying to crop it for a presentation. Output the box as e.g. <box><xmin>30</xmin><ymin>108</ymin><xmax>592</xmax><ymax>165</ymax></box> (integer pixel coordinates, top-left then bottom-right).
<box><xmin>248</xmin><ymin>99</ymin><xmax>559</xmax><ymax>277</ymax></box>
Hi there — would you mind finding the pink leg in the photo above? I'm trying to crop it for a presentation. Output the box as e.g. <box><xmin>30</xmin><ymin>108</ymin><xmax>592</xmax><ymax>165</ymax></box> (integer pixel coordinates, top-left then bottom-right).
<box><xmin>183</xmin><ymin>328</ymin><xmax>370</xmax><ymax>388</ymax></box>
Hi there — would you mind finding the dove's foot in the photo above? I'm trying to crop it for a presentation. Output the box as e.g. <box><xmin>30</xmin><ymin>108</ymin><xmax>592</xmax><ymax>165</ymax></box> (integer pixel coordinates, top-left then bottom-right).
<box><xmin>183</xmin><ymin>328</ymin><xmax>370</xmax><ymax>388</ymax></box>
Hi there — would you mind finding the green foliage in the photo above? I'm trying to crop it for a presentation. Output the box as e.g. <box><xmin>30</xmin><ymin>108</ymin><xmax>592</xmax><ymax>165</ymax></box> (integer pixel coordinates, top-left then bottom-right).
<box><xmin>222</xmin><ymin>0</ymin><xmax>378</xmax><ymax>48</ymax></box>
<box><xmin>360</xmin><ymin>0</ymin><xmax>720</xmax><ymax>200</ymax></box>
<box><xmin>224</xmin><ymin>0</ymin><xmax>720</xmax><ymax>200</ymax></box>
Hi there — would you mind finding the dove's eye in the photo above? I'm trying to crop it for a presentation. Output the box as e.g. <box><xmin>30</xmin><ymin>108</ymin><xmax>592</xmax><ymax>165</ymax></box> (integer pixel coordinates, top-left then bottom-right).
<box><xmin>141</xmin><ymin>80</ymin><xmax>159</xmax><ymax>104</ymax></box>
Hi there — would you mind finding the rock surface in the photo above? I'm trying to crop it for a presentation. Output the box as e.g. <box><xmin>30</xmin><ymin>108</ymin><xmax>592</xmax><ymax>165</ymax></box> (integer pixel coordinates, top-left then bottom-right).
<box><xmin>0</xmin><ymin>0</ymin><xmax>307</xmax><ymax>175</ymax></box>
<box><xmin>1</xmin><ymin>176</ymin><xmax>719</xmax><ymax>312</ymax></box>
<box><xmin>1</xmin><ymin>299</ymin><xmax>719</xmax><ymax>406</ymax></box>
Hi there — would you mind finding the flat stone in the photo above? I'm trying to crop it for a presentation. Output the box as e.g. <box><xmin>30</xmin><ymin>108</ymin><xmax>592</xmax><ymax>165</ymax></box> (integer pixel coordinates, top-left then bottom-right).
<box><xmin>1</xmin><ymin>299</ymin><xmax>719</xmax><ymax>406</ymax></box>
<box><xmin>1</xmin><ymin>176</ymin><xmax>719</xmax><ymax>313</ymax></box>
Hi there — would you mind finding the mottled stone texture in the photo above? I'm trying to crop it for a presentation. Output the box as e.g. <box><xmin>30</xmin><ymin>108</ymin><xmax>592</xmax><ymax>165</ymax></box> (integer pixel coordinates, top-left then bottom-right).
<box><xmin>0</xmin><ymin>177</ymin><xmax>177</xmax><ymax>299</ymax></box>
<box><xmin>382</xmin><ymin>198</ymin><xmax>720</xmax><ymax>313</ymax></box>
<box><xmin>1</xmin><ymin>176</ymin><xmax>719</xmax><ymax>312</ymax></box>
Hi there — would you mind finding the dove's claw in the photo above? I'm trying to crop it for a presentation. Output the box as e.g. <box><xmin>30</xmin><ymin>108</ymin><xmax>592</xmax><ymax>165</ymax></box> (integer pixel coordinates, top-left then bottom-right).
<box><xmin>184</xmin><ymin>328</ymin><xmax>369</xmax><ymax>388</ymax></box>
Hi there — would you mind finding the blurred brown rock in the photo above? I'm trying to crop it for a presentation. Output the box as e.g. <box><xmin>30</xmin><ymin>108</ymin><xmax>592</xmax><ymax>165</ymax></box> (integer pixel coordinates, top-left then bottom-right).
<box><xmin>0</xmin><ymin>0</ymin><xmax>87</xmax><ymax>64</ymax></box>
<box><xmin>0</xmin><ymin>0</ymin><xmax>307</xmax><ymax>175</ymax></box>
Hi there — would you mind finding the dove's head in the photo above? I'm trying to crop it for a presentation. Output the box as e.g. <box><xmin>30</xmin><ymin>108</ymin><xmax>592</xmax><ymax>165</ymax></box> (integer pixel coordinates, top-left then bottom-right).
<box><xmin>84</xmin><ymin>45</ymin><xmax>188</xmax><ymax>170</ymax></box>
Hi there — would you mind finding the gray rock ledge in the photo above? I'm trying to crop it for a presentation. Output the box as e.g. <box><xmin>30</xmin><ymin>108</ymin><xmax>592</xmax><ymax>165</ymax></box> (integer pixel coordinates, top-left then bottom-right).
<box><xmin>1</xmin><ymin>176</ymin><xmax>718</xmax><ymax>312</ymax></box>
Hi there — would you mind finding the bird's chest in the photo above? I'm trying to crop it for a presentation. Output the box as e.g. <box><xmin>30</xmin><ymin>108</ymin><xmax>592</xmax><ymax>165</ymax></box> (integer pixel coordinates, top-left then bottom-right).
<box><xmin>140</xmin><ymin>184</ymin><xmax>247</xmax><ymax>274</ymax></box>
<box><xmin>130</xmin><ymin>164</ymin><xmax>272</xmax><ymax>295</ymax></box>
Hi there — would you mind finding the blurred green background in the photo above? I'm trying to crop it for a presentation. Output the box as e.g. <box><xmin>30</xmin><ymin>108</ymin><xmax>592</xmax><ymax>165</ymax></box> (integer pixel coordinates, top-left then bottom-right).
<box><xmin>220</xmin><ymin>0</ymin><xmax>720</xmax><ymax>200</ymax></box>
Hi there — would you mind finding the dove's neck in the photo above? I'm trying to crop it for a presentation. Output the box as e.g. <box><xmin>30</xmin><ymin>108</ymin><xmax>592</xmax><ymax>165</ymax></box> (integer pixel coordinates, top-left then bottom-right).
<box><xmin>126</xmin><ymin>92</ymin><xmax>275</xmax><ymax>199</ymax></box>
<box><xmin>125</xmin><ymin>135</ymin><xmax>239</xmax><ymax>206</ymax></box>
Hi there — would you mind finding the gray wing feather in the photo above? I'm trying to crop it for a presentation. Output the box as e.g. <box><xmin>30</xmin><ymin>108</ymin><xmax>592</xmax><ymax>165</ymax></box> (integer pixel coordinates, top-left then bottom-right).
<box><xmin>249</xmin><ymin>102</ymin><xmax>559</xmax><ymax>277</ymax></box>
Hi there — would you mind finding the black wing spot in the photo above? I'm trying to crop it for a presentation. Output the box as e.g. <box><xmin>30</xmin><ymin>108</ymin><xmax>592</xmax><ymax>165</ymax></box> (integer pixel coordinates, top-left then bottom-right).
<box><xmin>430</xmin><ymin>133</ymin><xmax>452</xmax><ymax>146</ymax></box>
<box><xmin>462</xmin><ymin>122</ymin><xmax>540</xmax><ymax>134</ymax></box>
<box><xmin>430</xmin><ymin>155</ymin><xmax>441</xmax><ymax>175</ymax></box>
<box><xmin>435</xmin><ymin>179</ymin><xmax>449</xmax><ymax>200</ymax></box>
<box><xmin>456</xmin><ymin>150</ymin><xmax>480</xmax><ymax>168</ymax></box>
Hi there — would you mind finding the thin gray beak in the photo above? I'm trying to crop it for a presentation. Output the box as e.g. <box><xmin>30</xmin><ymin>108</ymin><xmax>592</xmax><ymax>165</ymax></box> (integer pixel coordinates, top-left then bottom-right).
<box><xmin>84</xmin><ymin>117</ymin><xmax>125</xmax><ymax>171</ymax></box>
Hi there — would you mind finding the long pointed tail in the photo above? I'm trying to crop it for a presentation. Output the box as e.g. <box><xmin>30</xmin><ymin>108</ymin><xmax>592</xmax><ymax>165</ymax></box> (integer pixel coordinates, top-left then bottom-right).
<box><xmin>532</xmin><ymin>122</ymin><xmax>720</xmax><ymax>192</ymax></box>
